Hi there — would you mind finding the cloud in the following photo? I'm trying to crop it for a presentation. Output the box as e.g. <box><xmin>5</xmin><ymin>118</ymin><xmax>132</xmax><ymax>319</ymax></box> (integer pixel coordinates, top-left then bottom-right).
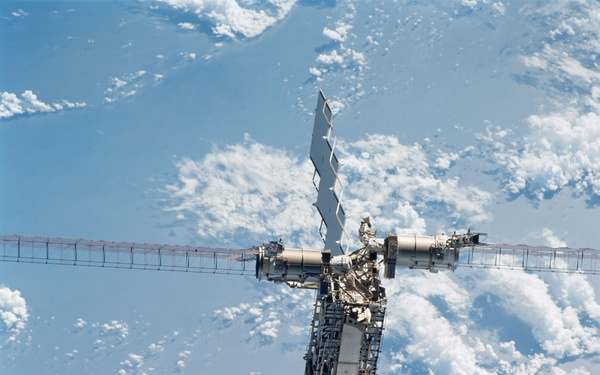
<box><xmin>180</xmin><ymin>51</ymin><xmax>196</xmax><ymax>61</ymax></box>
<box><xmin>381</xmin><ymin>267</ymin><xmax>600</xmax><ymax>374</ymax></box>
<box><xmin>177</xmin><ymin>22</ymin><xmax>198</xmax><ymax>30</ymax></box>
<box><xmin>176</xmin><ymin>351</ymin><xmax>191</xmax><ymax>370</ymax></box>
<box><xmin>163</xmin><ymin>134</ymin><xmax>320</xmax><ymax>248</ymax></box>
<box><xmin>323</xmin><ymin>20</ymin><xmax>353</xmax><ymax>43</ymax></box>
<box><xmin>104</xmin><ymin>70</ymin><xmax>151</xmax><ymax>103</ymax></box>
<box><xmin>389</xmin><ymin>293</ymin><xmax>490</xmax><ymax>375</ymax></box>
<box><xmin>316</xmin><ymin>50</ymin><xmax>345</xmax><ymax>65</ymax></box>
<box><xmin>101</xmin><ymin>320</ymin><xmax>129</xmax><ymax>340</ymax></box>
<box><xmin>213</xmin><ymin>284</ymin><xmax>313</xmax><ymax>343</ymax></box>
<box><xmin>11</xmin><ymin>9</ymin><xmax>28</xmax><ymax>18</ymax></box>
<box><xmin>0</xmin><ymin>90</ymin><xmax>86</xmax><ymax>119</ymax></box>
<box><xmin>338</xmin><ymin>134</ymin><xmax>492</xmax><ymax>238</ymax></box>
<box><xmin>301</xmin><ymin>3</ymin><xmax>371</xmax><ymax>116</ymax></box>
<box><xmin>120</xmin><ymin>352</ymin><xmax>144</xmax><ymax>370</ymax></box>
<box><xmin>521</xmin><ymin>44</ymin><xmax>600</xmax><ymax>85</ymax></box>
<box><xmin>163</xmin><ymin>134</ymin><xmax>492</xmax><ymax>249</ymax></box>
<box><xmin>58</xmin><ymin>316</ymin><xmax>200</xmax><ymax>373</ymax></box>
<box><xmin>418</xmin><ymin>228</ymin><xmax>600</xmax><ymax>368</ymax></box>
<box><xmin>103</xmin><ymin>66</ymin><xmax>180</xmax><ymax>104</ymax></box>
<box><xmin>82</xmin><ymin>319</ymin><xmax>130</xmax><ymax>348</ymax></box>
<box><xmin>72</xmin><ymin>318</ymin><xmax>87</xmax><ymax>331</ymax></box>
<box><xmin>478</xmin><ymin>108</ymin><xmax>600</xmax><ymax>200</ymax></box>
<box><xmin>157</xmin><ymin>0</ymin><xmax>297</xmax><ymax>39</ymax></box>
<box><xmin>519</xmin><ymin>2</ymin><xmax>600</xmax><ymax>110</ymax></box>
<box><xmin>534</xmin><ymin>228</ymin><xmax>567</xmax><ymax>248</ymax></box>
<box><xmin>476</xmin><ymin>1</ymin><xmax>600</xmax><ymax>202</ymax></box>
<box><xmin>384</xmin><ymin>272</ymin><xmax>496</xmax><ymax>374</ymax></box>
<box><xmin>162</xmin><ymin>131</ymin><xmax>600</xmax><ymax>373</ymax></box>
<box><xmin>479</xmin><ymin>270</ymin><xmax>600</xmax><ymax>358</ymax></box>
<box><xmin>148</xmin><ymin>342</ymin><xmax>164</xmax><ymax>355</ymax></box>
<box><xmin>0</xmin><ymin>287</ymin><xmax>28</xmax><ymax>348</ymax></box>
<box><xmin>461</xmin><ymin>0</ymin><xmax>478</xmax><ymax>7</ymax></box>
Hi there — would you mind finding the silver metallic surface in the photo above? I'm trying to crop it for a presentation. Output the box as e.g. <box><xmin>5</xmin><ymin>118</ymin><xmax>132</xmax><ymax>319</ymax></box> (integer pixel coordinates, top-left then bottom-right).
<box><xmin>304</xmin><ymin>247</ymin><xmax>386</xmax><ymax>375</ymax></box>
<box><xmin>255</xmin><ymin>242</ymin><xmax>322</xmax><ymax>286</ymax></box>
<box><xmin>394</xmin><ymin>234</ymin><xmax>458</xmax><ymax>272</ymax></box>
<box><xmin>383</xmin><ymin>232</ymin><xmax>482</xmax><ymax>277</ymax></box>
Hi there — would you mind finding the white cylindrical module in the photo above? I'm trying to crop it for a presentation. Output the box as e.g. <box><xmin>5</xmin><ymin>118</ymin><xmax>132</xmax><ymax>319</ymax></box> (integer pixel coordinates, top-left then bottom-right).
<box><xmin>256</xmin><ymin>247</ymin><xmax>323</xmax><ymax>284</ymax></box>
<box><xmin>395</xmin><ymin>235</ymin><xmax>458</xmax><ymax>272</ymax></box>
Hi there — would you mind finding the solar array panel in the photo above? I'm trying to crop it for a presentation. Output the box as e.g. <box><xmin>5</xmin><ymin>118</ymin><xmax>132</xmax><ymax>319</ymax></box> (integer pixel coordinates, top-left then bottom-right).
<box><xmin>309</xmin><ymin>91</ymin><xmax>348</xmax><ymax>255</ymax></box>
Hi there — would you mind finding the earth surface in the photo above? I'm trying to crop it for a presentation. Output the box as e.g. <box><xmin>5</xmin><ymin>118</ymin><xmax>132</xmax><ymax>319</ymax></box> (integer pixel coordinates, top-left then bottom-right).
<box><xmin>2</xmin><ymin>1</ymin><xmax>600</xmax><ymax>374</ymax></box>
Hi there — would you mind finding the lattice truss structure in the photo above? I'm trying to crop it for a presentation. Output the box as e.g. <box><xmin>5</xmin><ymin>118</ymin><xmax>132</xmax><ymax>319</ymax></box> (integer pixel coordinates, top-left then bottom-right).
<box><xmin>0</xmin><ymin>235</ymin><xmax>256</xmax><ymax>275</ymax></box>
<box><xmin>304</xmin><ymin>248</ymin><xmax>386</xmax><ymax>375</ymax></box>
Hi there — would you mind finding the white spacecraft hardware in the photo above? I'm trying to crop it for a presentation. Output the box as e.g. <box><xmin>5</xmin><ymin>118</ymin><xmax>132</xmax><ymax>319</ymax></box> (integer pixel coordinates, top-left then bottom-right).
<box><xmin>2</xmin><ymin>91</ymin><xmax>600</xmax><ymax>375</ymax></box>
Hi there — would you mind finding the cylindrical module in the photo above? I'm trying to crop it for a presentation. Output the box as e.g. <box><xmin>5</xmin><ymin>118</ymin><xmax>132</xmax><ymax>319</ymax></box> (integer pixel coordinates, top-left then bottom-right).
<box><xmin>395</xmin><ymin>235</ymin><xmax>458</xmax><ymax>272</ymax></box>
<box><xmin>255</xmin><ymin>246</ymin><xmax>323</xmax><ymax>284</ymax></box>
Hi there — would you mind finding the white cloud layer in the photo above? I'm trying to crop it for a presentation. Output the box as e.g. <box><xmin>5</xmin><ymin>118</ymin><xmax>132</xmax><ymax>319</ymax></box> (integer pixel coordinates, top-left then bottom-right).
<box><xmin>380</xmin><ymin>267</ymin><xmax>600</xmax><ymax>374</ymax></box>
<box><xmin>479</xmin><ymin>111</ymin><xmax>600</xmax><ymax>199</ymax></box>
<box><xmin>477</xmin><ymin>1</ymin><xmax>600</xmax><ymax>201</ymax></box>
<box><xmin>213</xmin><ymin>284</ymin><xmax>313</xmax><ymax>343</ymax></box>
<box><xmin>158</xmin><ymin>0</ymin><xmax>297</xmax><ymax>39</ymax></box>
<box><xmin>61</xmin><ymin>316</ymin><xmax>197</xmax><ymax>374</ymax></box>
<box><xmin>339</xmin><ymin>135</ymin><xmax>492</xmax><ymax>234</ymax></box>
<box><xmin>0</xmin><ymin>90</ymin><xmax>86</xmax><ymax>119</ymax></box>
<box><xmin>104</xmin><ymin>70</ymin><xmax>151</xmax><ymax>103</ymax></box>
<box><xmin>177</xmin><ymin>22</ymin><xmax>198</xmax><ymax>30</ymax></box>
<box><xmin>163</xmin><ymin>134</ymin><xmax>492</xmax><ymax>249</ymax></box>
<box><xmin>323</xmin><ymin>20</ymin><xmax>352</xmax><ymax>43</ymax></box>
<box><xmin>164</xmin><ymin>134</ymin><xmax>319</xmax><ymax>248</ymax></box>
<box><xmin>0</xmin><ymin>286</ymin><xmax>28</xmax><ymax>348</ymax></box>
<box><xmin>11</xmin><ymin>9</ymin><xmax>28</xmax><ymax>18</ymax></box>
<box><xmin>306</xmin><ymin>3</ymin><xmax>368</xmax><ymax>111</ymax></box>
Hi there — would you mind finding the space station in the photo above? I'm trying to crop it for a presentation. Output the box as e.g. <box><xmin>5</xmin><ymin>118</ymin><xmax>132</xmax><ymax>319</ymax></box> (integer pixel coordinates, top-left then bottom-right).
<box><xmin>2</xmin><ymin>91</ymin><xmax>600</xmax><ymax>374</ymax></box>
